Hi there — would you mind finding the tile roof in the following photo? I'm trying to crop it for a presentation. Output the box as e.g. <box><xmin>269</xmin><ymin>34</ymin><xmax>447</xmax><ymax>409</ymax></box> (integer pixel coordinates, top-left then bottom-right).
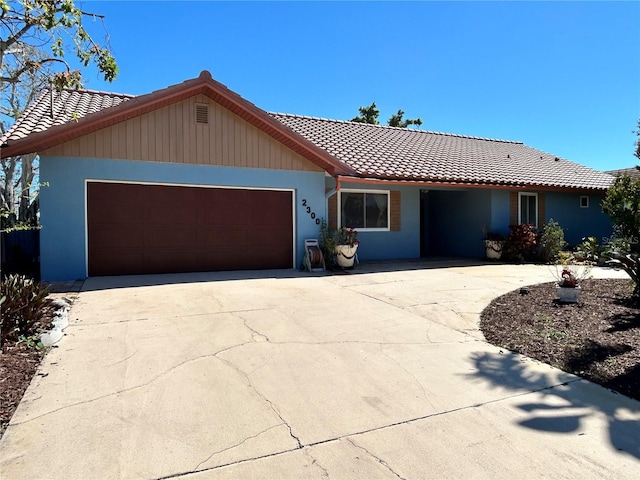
<box><xmin>606</xmin><ymin>167</ymin><xmax>640</xmax><ymax>178</ymax></box>
<box><xmin>1</xmin><ymin>89</ymin><xmax>134</xmax><ymax>144</ymax></box>
<box><xmin>269</xmin><ymin>113</ymin><xmax>614</xmax><ymax>190</ymax></box>
<box><xmin>0</xmin><ymin>72</ymin><xmax>614</xmax><ymax>191</ymax></box>
<box><xmin>0</xmin><ymin>72</ymin><xmax>352</xmax><ymax>177</ymax></box>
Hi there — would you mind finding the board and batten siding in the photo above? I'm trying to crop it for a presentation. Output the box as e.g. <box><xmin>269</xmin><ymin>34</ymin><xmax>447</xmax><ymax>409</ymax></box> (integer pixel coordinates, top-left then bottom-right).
<box><xmin>43</xmin><ymin>94</ymin><xmax>323</xmax><ymax>173</ymax></box>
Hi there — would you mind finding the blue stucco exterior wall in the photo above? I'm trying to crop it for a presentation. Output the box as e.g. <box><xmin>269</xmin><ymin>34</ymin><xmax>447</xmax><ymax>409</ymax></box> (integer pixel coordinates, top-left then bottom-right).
<box><xmin>39</xmin><ymin>153</ymin><xmax>614</xmax><ymax>280</ymax></box>
<box><xmin>425</xmin><ymin>188</ymin><xmax>613</xmax><ymax>258</ymax></box>
<box><xmin>427</xmin><ymin>189</ymin><xmax>493</xmax><ymax>258</ymax></box>
<box><xmin>332</xmin><ymin>182</ymin><xmax>422</xmax><ymax>261</ymax></box>
<box><xmin>490</xmin><ymin>190</ymin><xmax>511</xmax><ymax>237</ymax></box>
<box><xmin>544</xmin><ymin>192</ymin><xmax>612</xmax><ymax>247</ymax></box>
<box><xmin>39</xmin><ymin>156</ymin><xmax>327</xmax><ymax>281</ymax></box>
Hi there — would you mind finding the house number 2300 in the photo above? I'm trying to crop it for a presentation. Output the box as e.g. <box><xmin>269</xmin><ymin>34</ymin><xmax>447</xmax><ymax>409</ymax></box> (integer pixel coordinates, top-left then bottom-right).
<box><xmin>301</xmin><ymin>199</ymin><xmax>320</xmax><ymax>225</ymax></box>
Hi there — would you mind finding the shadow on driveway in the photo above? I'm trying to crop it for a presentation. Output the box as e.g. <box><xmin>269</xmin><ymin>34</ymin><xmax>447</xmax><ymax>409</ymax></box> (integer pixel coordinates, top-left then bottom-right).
<box><xmin>468</xmin><ymin>350</ymin><xmax>640</xmax><ymax>460</ymax></box>
<box><xmin>78</xmin><ymin>257</ymin><xmax>491</xmax><ymax>292</ymax></box>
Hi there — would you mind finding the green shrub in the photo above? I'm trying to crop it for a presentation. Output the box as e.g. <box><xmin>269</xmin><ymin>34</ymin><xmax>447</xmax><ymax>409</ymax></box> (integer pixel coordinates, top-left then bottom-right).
<box><xmin>602</xmin><ymin>174</ymin><xmax>640</xmax><ymax>255</ymax></box>
<box><xmin>0</xmin><ymin>274</ymin><xmax>54</xmax><ymax>343</ymax></box>
<box><xmin>602</xmin><ymin>228</ymin><xmax>640</xmax><ymax>296</ymax></box>
<box><xmin>539</xmin><ymin>219</ymin><xmax>566</xmax><ymax>263</ymax></box>
<box><xmin>576</xmin><ymin>236</ymin><xmax>600</xmax><ymax>262</ymax></box>
<box><xmin>319</xmin><ymin>219</ymin><xmax>337</xmax><ymax>269</ymax></box>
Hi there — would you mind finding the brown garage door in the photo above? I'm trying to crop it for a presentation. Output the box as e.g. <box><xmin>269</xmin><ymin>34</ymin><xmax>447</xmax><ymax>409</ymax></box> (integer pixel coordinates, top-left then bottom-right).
<box><xmin>87</xmin><ymin>182</ymin><xmax>293</xmax><ymax>276</ymax></box>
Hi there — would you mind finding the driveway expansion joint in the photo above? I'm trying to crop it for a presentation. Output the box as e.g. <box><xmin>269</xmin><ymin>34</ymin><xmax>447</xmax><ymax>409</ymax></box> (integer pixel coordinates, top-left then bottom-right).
<box><xmin>147</xmin><ymin>377</ymin><xmax>587</xmax><ymax>480</ymax></box>
<box><xmin>153</xmin><ymin>446</ymin><xmax>303</xmax><ymax>480</ymax></box>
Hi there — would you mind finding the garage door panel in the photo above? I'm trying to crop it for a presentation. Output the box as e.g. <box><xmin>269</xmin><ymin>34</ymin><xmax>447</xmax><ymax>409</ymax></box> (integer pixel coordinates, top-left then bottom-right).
<box><xmin>247</xmin><ymin>247</ymin><xmax>292</xmax><ymax>269</ymax></box>
<box><xmin>144</xmin><ymin>226</ymin><xmax>200</xmax><ymax>249</ymax></box>
<box><xmin>145</xmin><ymin>206</ymin><xmax>199</xmax><ymax>226</ymax></box>
<box><xmin>88</xmin><ymin>182</ymin><xmax>293</xmax><ymax>276</ymax></box>
<box><xmin>90</xmin><ymin>250</ymin><xmax>145</xmax><ymax>276</ymax></box>
<box><xmin>199</xmin><ymin>250</ymin><xmax>248</xmax><ymax>271</ymax></box>
<box><xmin>89</xmin><ymin>224</ymin><xmax>146</xmax><ymax>250</ymax></box>
<box><xmin>251</xmin><ymin>225</ymin><xmax>292</xmax><ymax>245</ymax></box>
<box><xmin>250</xmin><ymin>191</ymin><xmax>291</xmax><ymax>224</ymax></box>
<box><xmin>143</xmin><ymin>250</ymin><xmax>200</xmax><ymax>274</ymax></box>
<box><xmin>199</xmin><ymin>225</ymin><xmax>252</xmax><ymax>247</ymax></box>
<box><xmin>88</xmin><ymin>183</ymin><xmax>143</xmax><ymax>223</ymax></box>
<box><xmin>200</xmin><ymin>191</ymin><xmax>251</xmax><ymax>225</ymax></box>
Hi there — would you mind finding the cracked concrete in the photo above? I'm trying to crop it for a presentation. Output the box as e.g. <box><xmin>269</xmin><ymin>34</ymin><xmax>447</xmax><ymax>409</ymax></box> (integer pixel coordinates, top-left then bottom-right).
<box><xmin>1</xmin><ymin>262</ymin><xmax>638</xmax><ymax>479</ymax></box>
<box><xmin>346</xmin><ymin>438</ymin><xmax>407</xmax><ymax>480</ymax></box>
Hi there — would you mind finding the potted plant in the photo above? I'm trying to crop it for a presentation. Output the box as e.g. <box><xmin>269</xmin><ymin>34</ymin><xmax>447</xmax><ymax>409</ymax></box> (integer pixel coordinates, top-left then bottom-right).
<box><xmin>553</xmin><ymin>255</ymin><xmax>592</xmax><ymax>303</ymax></box>
<box><xmin>334</xmin><ymin>227</ymin><xmax>359</xmax><ymax>268</ymax></box>
<box><xmin>483</xmin><ymin>231</ymin><xmax>506</xmax><ymax>260</ymax></box>
<box><xmin>319</xmin><ymin>219</ymin><xmax>337</xmax><ymax>269</ymax></box>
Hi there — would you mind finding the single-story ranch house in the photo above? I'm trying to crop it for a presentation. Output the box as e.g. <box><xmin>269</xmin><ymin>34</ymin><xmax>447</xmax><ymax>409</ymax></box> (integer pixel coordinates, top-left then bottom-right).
<box><xmin>0</xmin><ymin>71</ymin><xmax>615</xmax><ymax>281</ymax></box>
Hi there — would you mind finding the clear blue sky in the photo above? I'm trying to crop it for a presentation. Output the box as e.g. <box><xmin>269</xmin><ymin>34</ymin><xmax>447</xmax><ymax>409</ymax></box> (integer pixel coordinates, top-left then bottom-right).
<box><xmin>78</xmin><ymin>1</ymin><xmax>640</xmax><ymax>171</ymax></box>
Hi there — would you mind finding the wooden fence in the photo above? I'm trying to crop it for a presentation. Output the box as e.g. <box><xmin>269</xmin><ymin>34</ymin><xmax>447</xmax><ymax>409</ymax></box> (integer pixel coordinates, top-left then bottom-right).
<box><xmin>1</xmin><ymin>229</ymin><xmax>40</xmax><ymax>280</ymax></box>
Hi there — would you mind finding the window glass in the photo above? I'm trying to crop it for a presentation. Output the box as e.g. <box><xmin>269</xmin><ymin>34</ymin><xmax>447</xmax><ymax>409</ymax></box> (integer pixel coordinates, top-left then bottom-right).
<box><xmin>366</xmin><ymin>193</ymin><xmax>388</xmax><ymax>228</ymax></box>
<box><xmin>519</xmin><ymin>193</ymin><xmax>537</xmax><ymax>227</ymax></box>
<box><xmin>580</xmin><ymin>196</ymin><xmax>589</xmax><ymax>208</ymax></box>
<box><xmin>341</xmin><ymin>192</ymin><xmax>364</xmax><ymax>228</ymax></box>
<box><xmin>340</xmin><ymin>191</ymin><xmax>389</xmax><ymax>230</ymax></box>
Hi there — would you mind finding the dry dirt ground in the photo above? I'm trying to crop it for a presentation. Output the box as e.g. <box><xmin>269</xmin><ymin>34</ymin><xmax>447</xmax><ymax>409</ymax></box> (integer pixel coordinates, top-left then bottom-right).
<box><xmin>1</xmin><ymin>291</ymin><xmax>76</xmax><ymax>438</ymax></box>
<box><xmin>1</xmin><ymin>316</ymin><xmax>48</xmax><ymax>437</ymax></box>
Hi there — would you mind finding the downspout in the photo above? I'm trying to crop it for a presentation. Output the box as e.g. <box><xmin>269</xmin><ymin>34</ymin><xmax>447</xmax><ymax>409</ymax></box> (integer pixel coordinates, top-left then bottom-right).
<box><xmin>324</xmin><ymin>176</ymin><xmax>341</xmax><ymax>226</ymax></box>
<box><xmin>324</xmin><ymin>176</ymin><xmax>341</xmax><ymax>200</ymax></box>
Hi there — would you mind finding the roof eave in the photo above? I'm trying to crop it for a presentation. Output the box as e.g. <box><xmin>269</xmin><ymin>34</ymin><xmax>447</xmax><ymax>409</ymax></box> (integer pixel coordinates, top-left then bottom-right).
<box><xmin>335</xmin><ymin>175</ymin><xmax>611</xmax><ymax>192</ymax></box>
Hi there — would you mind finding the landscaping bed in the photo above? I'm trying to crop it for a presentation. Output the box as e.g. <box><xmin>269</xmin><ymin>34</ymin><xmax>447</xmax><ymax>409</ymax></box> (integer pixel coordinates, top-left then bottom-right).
<box><xmin>481</xmin><ymin>278</ymin><xmax>640</xmax><ymax>401</ymax></box>
<box><xmin>0</xmin><ymin>316</ymin><xmax>49</xmax><ymax>437</ymax></box>
<box><xmin>1</xmin><ymin>287</ymin><xmax>74</xmax><ymax>439</ymax></box>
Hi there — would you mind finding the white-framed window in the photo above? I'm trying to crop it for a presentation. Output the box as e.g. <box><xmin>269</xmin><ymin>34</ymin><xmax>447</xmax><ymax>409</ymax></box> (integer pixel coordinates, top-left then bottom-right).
<box><xmin>518</xmin><ymin>192</ymin><xmax>538</xmax><ymax>228</ymax></box>
<box><xmin>339</xmin><ymin>189</ymin><xmax>390</xmax><ymax>231</ymax></box>
<box><xmin>580</xmin><ymin>196</ymin><xmax>589</xmax><ymax>208</ymax></box>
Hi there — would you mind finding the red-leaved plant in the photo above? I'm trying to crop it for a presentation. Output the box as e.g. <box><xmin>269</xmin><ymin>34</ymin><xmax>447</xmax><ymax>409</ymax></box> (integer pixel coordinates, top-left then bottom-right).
<box><xmin>335</xmin><ymin>227</ymin><xmax>360</xmax><ymax>247</ymax></box>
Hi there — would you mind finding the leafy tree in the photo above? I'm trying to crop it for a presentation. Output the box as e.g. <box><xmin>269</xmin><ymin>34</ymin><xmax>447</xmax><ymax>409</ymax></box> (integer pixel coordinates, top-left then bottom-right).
<box><xmin>635</xmin><ymin>118</ymin><xmax>640</xmax><ymax>162</ymax></box>
<box><xmin>1</xmin><ymin>46</ymin><xmax>45</xmax><ymax>225</ymax></box>
<box><xmin>387</xmin><ymin>109</ymin><xmax>422</xmax><ymax>128</ymax></box>
<box><xmin>602</xmin><ymin>173</ymin><xmax>640</xmax><ymax>254</ymax></box>
<box><xmin>351</xmin><ymin>102</ymin><xmax>381</xmax><ymax>125</ymax></box>
<box><xmin>0</xmin><ymin>1</ymin><xmax>118</xmax><ymax>225</ymax></box>
<box><xmin>601</xmin><ymin>119</ymin><xmax>640</xmax><ymax>295</ymax></box>
<box><xmin>351</xmin><ymin>102</ymin><xmax>422</xmax><ymax>128</ymax></box>
<box><xmin>0</xmin><ymin>0</ymin><xmax>118</xmax><ymax>88</ymax></box>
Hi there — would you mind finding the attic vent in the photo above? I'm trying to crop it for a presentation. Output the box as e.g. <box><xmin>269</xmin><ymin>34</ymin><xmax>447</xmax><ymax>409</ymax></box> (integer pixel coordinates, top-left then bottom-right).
<box><xmin>195</xmin><ymin>104</ymin><xmax>209</xmax><ymax>124</ymax></box>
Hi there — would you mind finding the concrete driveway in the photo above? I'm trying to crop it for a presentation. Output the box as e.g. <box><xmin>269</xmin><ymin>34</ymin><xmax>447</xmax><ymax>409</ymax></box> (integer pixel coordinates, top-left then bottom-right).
<box><xmin>1</xmin><ymin>261</ymin><xmax>639</xmax><ymax>479</ymax></box>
